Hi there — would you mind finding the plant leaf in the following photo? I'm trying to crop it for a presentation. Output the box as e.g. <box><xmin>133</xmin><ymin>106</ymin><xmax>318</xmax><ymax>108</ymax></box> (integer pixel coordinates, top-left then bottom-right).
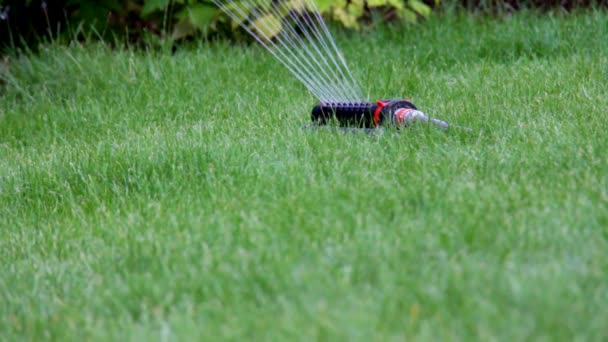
<box><xmin>408</xmin><ymin>0</ymin><xmax>431</xmax><ymax>17</ymax></box>
<box><xmin>172</xmin><ymin>17</ymin><xmax>196</xmax><ymax>40</ymax></box>
<box><xmin>278</xmin><ymin>0</ymin><xmax>308</xmax><ymax>15</ymax></box>
<box><xmin>386</xmin><ymin>0</ymin><xmax>405</xmax><ymax>10</ymax></box>
<box><xmin>333</xmin><ymin>7</ymin><xmax>359</xmax><ymax>29</ymax></box>
<box><xmin>367</xmin><ymin>0</ymin><xmax>388</xmax><ymax>8</ymax></box>
<box><xmin>223</xmin><ymin>1</ymin><xmax>251</xmax><ymax>25</ymax></box>
<box><xmin>314</xmin><ymin>0</ymin><xmax>334</xmax><ymax>13</ymax></box>
<box><xmin>398</xmin><ymin>7</ymin><xmax>417</xmax><ymax>22</ymax></box>
<box><xmin>141</xmin><ymin>0</ymin><xmax>172</xmax><ymax>17</ymax></box>
<box><xmin>251</xmin><ymin>14</ymin><xmax>282</xmax><ymax>40</ymax></box>
<box><xmin>187</xmin><ymin>3</ymin><xmax>218</xmax><ymax>33</ymax></box>
<box><xmin>347</xmin><ymin>0</ymin><xmax>365</xmax><ymax>18</ymax></box>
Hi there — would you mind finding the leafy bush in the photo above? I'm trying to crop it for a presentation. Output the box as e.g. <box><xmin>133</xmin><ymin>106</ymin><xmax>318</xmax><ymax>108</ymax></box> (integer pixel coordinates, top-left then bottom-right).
<box><xmin>318</xmin><ymin>0</ymin><xmax>434</xmax><ymax>29</ymax></box>
<box><xmin>0</xmin><ymin>0</ymin><xmax>435</xmax><ymax>51</ymax></box>
<box><xmin>132</xmin><ymin>0</ymin><xmax>435</xmax><ymax>40</ymax></box>
<box><xmin>1</xmin><ymin>0</ymin><xmax>604</xmax><ymax>51</ymax></box>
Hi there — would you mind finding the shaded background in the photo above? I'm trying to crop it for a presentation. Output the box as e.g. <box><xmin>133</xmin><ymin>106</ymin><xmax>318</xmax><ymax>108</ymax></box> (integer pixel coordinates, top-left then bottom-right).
<box><xmin>0</xmin><ymin>0</ymin><xmax>606</xmax><ymax>52</ymax></box>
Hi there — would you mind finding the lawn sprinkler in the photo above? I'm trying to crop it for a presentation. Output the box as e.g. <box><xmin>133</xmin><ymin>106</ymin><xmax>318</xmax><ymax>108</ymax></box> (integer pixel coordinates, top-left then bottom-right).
<box><xmin>311</xmin><ymin>99</ymin><xmax>450</xmax><ymax>129</ymax></box>
<box><xmin>212</xmin><ymin>0</ymin><xmax>457</xmax><ymax>130</ymax></box>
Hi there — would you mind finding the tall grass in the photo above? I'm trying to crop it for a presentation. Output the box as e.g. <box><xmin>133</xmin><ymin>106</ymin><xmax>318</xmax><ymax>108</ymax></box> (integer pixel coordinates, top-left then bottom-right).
<box><xmin>1</xmin><ymin>10</ymin><xmax>607</xmax><ymax>341</ymax></box>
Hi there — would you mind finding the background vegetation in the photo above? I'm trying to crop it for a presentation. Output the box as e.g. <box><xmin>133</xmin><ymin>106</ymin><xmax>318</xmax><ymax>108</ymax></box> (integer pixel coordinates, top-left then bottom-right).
<box><xmin>0</xmin><ymin>0</ymin><xmax>606</xmax><ymax>52</ymax></box>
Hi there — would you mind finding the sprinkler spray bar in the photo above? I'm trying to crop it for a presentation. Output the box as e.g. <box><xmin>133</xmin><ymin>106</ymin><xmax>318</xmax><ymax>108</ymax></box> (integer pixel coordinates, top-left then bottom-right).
<box><xmin>312</xmin><ymin>100</ymin><xmax>450</xmax><ymax>130</ymax></box>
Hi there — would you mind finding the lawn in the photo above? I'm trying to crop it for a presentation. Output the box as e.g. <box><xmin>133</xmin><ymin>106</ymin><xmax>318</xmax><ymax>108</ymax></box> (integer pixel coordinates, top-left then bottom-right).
<box><xmin>1</xmin><ymin>10</ymin><xmax>607</xmax><ymax>341</ymax></box>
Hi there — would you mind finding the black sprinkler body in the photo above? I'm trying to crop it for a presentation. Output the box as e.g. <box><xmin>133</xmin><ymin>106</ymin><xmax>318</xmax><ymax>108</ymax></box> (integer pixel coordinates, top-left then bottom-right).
<box><xmin>311</xmin><ymin>99</ymin><xmax>450</xmax><ymax>130</ymax></box>
<box><xmin>311</xmin><ymin>99</ymin><xmax>419</xmax><ymax>128</ymax></box>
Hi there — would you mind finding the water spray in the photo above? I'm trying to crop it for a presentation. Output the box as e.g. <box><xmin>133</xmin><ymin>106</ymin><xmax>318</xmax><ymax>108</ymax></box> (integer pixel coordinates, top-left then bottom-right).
<box><xmin>213</xmin><ymin>0</ymin><xmax>456</xmax><ymax>130</ymax></box>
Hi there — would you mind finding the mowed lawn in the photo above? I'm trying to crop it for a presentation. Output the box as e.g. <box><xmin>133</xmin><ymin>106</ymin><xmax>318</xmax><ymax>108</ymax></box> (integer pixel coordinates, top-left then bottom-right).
<box><xmin>1</xmin><ymin>11</ymin><xmax>607</xmax><ymax>340</ymax></box>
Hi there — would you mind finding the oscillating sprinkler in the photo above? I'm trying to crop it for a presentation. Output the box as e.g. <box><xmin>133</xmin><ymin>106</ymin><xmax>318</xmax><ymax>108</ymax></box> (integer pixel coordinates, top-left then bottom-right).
<box><xmin>311</xmin><ymin>100</ymin><xmax>450</xmax><ymax>129</ymax></box>
<box><xmin>212</xmin><ymin>0</ymin><xmax>459</xmax><ymax>131</ymax></box>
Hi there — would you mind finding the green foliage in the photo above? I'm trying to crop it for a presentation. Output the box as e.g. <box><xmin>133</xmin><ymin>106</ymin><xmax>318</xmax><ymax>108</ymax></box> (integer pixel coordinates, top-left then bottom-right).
<box><xmin>169</xmin><ymin>2</ymin><xmax>220</xmax><ymax>39</ymax></box>
<box><xmin>0</xmin><ymin>0</ymin><xmax>436</xmax><ymax>51</ymax></box>
<box><xmin>145</xmin><ymin>0</ymin><xmax>434</xmax><ymax>38</ymax></box>
<box><xmin>323</xmin><ymin>0</ymin><xmax>433</xmax><ymax>29</ymax></box>
<box><xmin>0</xmin><ymin>0</ymin><xmax>605</xmax><ymax>51</ymax></box>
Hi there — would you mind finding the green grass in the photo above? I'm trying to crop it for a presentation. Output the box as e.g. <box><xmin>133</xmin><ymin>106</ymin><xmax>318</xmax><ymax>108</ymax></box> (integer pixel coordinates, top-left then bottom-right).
<box><xmin>1</xmin><ymin>10</ymin><xmax>607</xmax><ymax>341</ymax></box>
